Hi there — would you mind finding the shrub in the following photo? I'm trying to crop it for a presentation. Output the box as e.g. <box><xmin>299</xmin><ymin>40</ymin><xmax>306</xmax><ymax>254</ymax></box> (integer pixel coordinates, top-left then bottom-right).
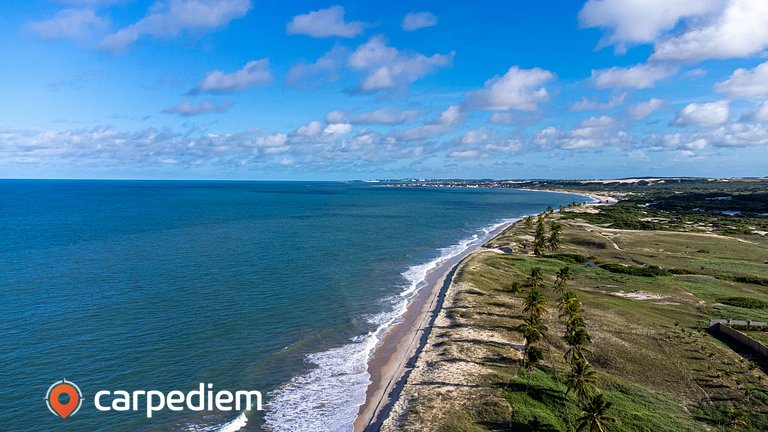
<box><xmin>599</xmin><ymin>263</ymin><xmax>671</xmax><ymax>277</ymax></box>
<box><xmin>719</xmin><ymin>297</ymin><xmax>768</xmax><ymax>309</ymax></box>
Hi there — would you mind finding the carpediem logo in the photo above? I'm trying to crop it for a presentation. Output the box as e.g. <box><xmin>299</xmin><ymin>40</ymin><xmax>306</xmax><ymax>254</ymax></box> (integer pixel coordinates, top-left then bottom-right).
<box><xmin>45</xmin><ymin>379</ymin><xmax>83</xmax><ymax>419</ymax></box>
<box><xmin>45</xmin><ymin>380</ymin><xmax>262</xmax><ymax>419</ymax></box>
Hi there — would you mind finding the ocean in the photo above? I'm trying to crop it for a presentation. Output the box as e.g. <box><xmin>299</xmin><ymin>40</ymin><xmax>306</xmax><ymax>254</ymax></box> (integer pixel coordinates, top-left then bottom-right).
<box><xmin>0</xmin><ymin>180</ymin><xmax>585</xmax><ymax>431</ymax></box>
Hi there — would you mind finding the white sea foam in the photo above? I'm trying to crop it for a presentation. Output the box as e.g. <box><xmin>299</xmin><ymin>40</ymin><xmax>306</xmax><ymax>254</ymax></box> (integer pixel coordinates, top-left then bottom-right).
<box><xmin>256</xmin><ymin>218</ymin><xmax>519</xmax><ymax>432</ymax></box>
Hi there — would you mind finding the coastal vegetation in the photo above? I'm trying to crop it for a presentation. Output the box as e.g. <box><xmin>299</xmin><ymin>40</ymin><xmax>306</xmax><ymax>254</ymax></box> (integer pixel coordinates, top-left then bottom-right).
<box><xmin>381</xmin><ymin>179</ymin><xmax>768</xmax><ymax>432</ymax></box>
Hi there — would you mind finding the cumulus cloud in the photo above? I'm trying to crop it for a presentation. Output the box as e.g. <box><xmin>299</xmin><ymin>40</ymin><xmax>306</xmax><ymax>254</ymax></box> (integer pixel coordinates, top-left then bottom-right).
<box><xmin>570</xmin><ymin>93</ymin><xmax>626</xmax><ymax>112</ymax></box>
<box><xmin>579</xmin><ymin>0</ymin><xmax>719</xmax><ymax>53</ymax></box>
<box><xmin>674</xmin><ymin>100</ymin><xmax>730</xmax><ymax>127</ymax></box>
<box><xmin>350</xmin><ymin>107</ymin><xmax>421</xmax><ymax>124</ymax></box>
<box><xmin>652</xmin><ymin>0</ymin><xmax>768</xmax><ymax>62</ymax></box>
<box><xmin>402</xmin><ymin>12</ymin><xmax>437</xmax><ymax>31</ymax></box>
<box><xmin>448</xmin><ymin>149</ymin><xmax>480</xmax><ymax>159</ymax></box>
<box><xmin>740</xmin><ymin>100</ymin><xmax>768</xmax><ymax>122</ymax></box>
<box><xmin>650</xmin><ymin>122</ymin><xmax>768</xmax><ymax>153</ymax></box>
<box><xmin>466</xmin><ymin>66</ymin><xmax>554</xmax><ymax>111</ymax></box>
<box><xmin>714</xmin><ymin>61</ymin><xmax>768</xmax><ymax>98</ymax></box>
<box><xmin>294</xmin><ymin>121</ymin><xmax>323</xmax><ymax>137</ymax></box>
<box><xmin>401</xmin><ymin>105</ymin><xmax>462</xmax><ymax>140</ymax></box>
<box><xmin>286</xmin><ymin>46</ymin><xmax>347</xmax><ymax>88</ymax></box>
<box><xmin>162</xmin><ymin>100</ymin><xmax>232</xmax><ymax>116</ymax></box>
<box><xmin>192</xmin><ymin>59</ymin><xmax>271</xmax><ymax>93</ymax></box>
<box><xmin>348</xmin><ymin>36</ymin><xmax>454</xmax><ymax>91</ymax></box>
<box><xmin>628</xmin><ymin>98</ymin><xmax>664</xmax><ymax>119</ymax></box>
<box><xmin>534</xmin><ymin>116</ymin><xmax>629</xmax><ymax>150</ymax></box>
<box><xmin>101</xmin><ymin>0</ymin><xmax>251</xmax><ymax>51</ymax></box>
<box><xmin>286</xmin><ymin>5</ymin><xmax>366</xmax><ymax>38</ymax></box>
<box><xmin>592</xmin><ymin>64</ymin><xmax>674</xmax><ymax>89</ymax></box>
<box><xmin>27</xmin><ymin>8</ymin><xmax>109</xmax><ymax>40</ymax></box>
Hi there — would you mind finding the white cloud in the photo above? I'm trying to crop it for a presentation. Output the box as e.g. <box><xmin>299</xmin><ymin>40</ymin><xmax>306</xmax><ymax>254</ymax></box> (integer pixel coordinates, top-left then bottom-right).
<box><xmin>193</xmin><ymin>59</ymin><xmax>271</xmax><ymax>93</ymax></box>
<box><xmin>579</xmin><ymin>0</ymin><xmax>719</xmax><ymax>52</ymax></box>
<box><xmin>674</xmin><ymin>100</ymin><xmax>730</xmax><ymax>127</ymax></box>
<box><xmin>570</xmin><ymin>93</ymin><xmax>625</xmax><ymax>112</ymax></box>
<box><xmin>714</xmin><ymin>61</ymin><xmax>768</xmax><ymax>98</ymax></box>
<box><xmin>740</xmin><ymin>100</ymin><xmax>768</xmax><ymax>122</ymax></box>
<box><xmin>448</xmin><ymin>149</ymin><xmax>480</xmax><ymax>159</ymax></box>
<box><xmin>628</xmin><ymin>98</ymin><xmax>664</xmax><ymax>119</ymax></box>
<box><xmin>101</xmin><ymin>0</ymin><xmax>251</xmax><ymax>51</ymax></box>
<box><xmin>401</xmin><ymin>105</ymin><xmax>462</xmax><ymax>140</ymax></box>
<box><xmin>323</xmin><ymin>123</ymin><xmax>353</xmax><ymax>136</ymax></box>
<box><xmin>534</xmin><ymin>116</ymin><xmax>629</xmax><ymax>150</ymax></box>
<box><xmin>27</xmin><ymin>8</ymin><xmax>109</xmax><ymax>40</ymax></box>
<box><xmin>286</xmin><ymin>5</ymin><xmax>366</xmax><ymax>38</ymax></box>
<box><xmin>592</xmin><ymin>64</ymin><xmax>674</xmax><ymax>89</ymax></box>
<box><xmin>295</xmin><ymin>121</ymin><xmax>324</xmax><ymax>137</ymax></box>
<box><xmin>466</xmin><ymin>66</ymin><xmax>554</xmax><ymax>111</ymax></box>
<box><xmin>348</xmin><ymin>36</ymin><xmax>454</xmax><ymax>91</ymax></box>
<box><xmin>402</xmin><ymin>12</ymin><xmax>437</xmax><ymax>31</ymax></box>
<box><xmin>162</xmin><ymin>100</ymin><xmax>232</xmax><ymax>116</ymax></box>
<box><xmin>286</xmin><ymin>46</ymin><xmax>346</xmax><ymax>88</ymax></box>
<box><xmin>461</xmin><ymin>128</ymin><xmax>491</xmax><ymax>145</ymax></box>
<box><xmin>652</xmin><ymin>0</ymin><xmax>768</xmax><ymax>62</ymax></box>
<box><xmin>488</xmin><ymin>112</ymin><xmax>523</xmax><ymax>125</ymax></box>
<box><xmin>485</xmin><ymin>139</ymin><xmax>523</xmax><ymax>153</ymax></box>
<box><xmin>325</xmin><ymin>111</ymin><xmax>347</xmax><ymax>123</ymax></box>
<box><xmin>350</xmin><ymin>108</ymin><xmax>420</xmax><ymax>124</ymax></box>
<box><xmin>651</xmin><ymin>122</ymin><xmax>768</xmax><ymax>151</ymax></box>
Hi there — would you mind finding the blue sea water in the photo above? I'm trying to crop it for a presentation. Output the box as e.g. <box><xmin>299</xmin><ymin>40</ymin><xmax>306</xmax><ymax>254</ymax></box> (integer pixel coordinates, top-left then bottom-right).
<box><xmin>0</xmin><ymin>180</ymin><xmax>585</xmax><ymax>431</ymax></box>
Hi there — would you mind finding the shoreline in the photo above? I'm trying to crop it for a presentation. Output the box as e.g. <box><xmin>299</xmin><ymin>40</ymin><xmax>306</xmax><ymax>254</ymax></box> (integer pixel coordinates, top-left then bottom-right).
<box><xmin>353</xmin><ymin>189</ymin><xmax>599</xmax><ymax>431</ymax></box>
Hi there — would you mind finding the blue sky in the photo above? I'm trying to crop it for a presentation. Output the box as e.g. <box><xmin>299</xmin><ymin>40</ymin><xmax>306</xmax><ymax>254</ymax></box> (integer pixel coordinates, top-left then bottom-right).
<box><xmin>1</xmin><ymin>0</ymin><xmax>768</xmax><ymax>180</ymax></box>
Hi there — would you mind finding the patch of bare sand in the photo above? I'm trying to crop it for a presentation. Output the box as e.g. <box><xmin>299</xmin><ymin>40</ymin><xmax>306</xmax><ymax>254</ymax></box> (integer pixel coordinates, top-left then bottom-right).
<box><xmin>380</xmin><ymin>278</ymin><xmax>522</xmax><ymax>432</ymax></box>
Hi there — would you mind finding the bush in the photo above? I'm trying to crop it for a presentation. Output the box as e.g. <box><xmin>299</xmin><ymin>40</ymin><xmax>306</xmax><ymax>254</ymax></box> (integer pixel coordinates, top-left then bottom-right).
<box><xmin>719</xmin><ymin>297</ymin><xmax>768</xmax><ymax>309</ymax></box>
<box><xmin>599</xmin><ymin>263</ymin><xmax>671</xmax><ymax>277</ymax></box>
<box><xmin>548</xmin><ymin>253</ymin><xmax>590</xmax><ymax>264</ymax></box>
<box><xmin>733</xmin><ymin>275</ymin><xmax>768</xmax><ymax>287</ymax></box>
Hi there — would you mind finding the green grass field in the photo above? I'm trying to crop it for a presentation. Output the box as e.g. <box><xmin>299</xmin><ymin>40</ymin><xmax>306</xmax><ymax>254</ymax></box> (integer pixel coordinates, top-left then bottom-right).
<box><xmin>427</xmin><ymin>208</ymin><xmax>768</xmax><ymax>431</ymax></box>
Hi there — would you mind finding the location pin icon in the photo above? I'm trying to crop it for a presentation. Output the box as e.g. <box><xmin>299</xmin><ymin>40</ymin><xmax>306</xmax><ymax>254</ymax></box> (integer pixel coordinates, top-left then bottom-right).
<box><xmin>46</xmin><ymin>379</ymin><xmax>82</xmax><ymax>419</ymax></box>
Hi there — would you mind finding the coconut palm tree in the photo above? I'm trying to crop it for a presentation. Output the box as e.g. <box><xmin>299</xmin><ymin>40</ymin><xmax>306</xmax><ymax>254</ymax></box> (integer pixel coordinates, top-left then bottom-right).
<box><xmin>564</xmin><ymin>327</ymin><xmax>593</xmax><ymax>366</ymax></box>
<box><xmin>523</xmin><ymin>315</ymin><xmax>548</xmax><ymax>346</ymax></box>
<box><xmin>524</xmin><ymin>215</ymin><xmax>534</xmax><ymax>229</ymax></box>
<box><xmin>547</xmin><ymin>221</ymin><xmax>562</xmax><ymax>251</ymax></box>
<box><xmin>558</xmin><ymin>290</ymin><xmax>581</xmax><ymax>316</ymax></box>
<box><xmin>528</xmin><ymin>267</ymin><xmax>544</xmax><ymax>290</ymax></box>
<box><xmin>525</xmin><ymin>345</ymin><xmax>544</xmax><ymax>392</ymax></box>
<box><xmin>522</xmin><ymin>287</ymin><xmax>548</xmax><ymax>319</ymax></box>
<box><xmin>508</xmin><ymin>280</ymin><xmax>522</xmax><ymax>294</ymax></box>
<box><xmin>533</xmin><ymin>217</ymin><xmax>547</xmax><ymax>255</ymax></box>
<box><xmin>565</xmin><ymin>360</ymin><xmax>598</xmax><ymax>401</ymax></box>
<box><xmin>576</xmin><ymin>394</ymin><xmax>619</xmax><ymax>432</ymax></box>
<box><xmin>553</xmin><ymin>266</ymin><xmax>572</xmax><ymax>293</ymax></box>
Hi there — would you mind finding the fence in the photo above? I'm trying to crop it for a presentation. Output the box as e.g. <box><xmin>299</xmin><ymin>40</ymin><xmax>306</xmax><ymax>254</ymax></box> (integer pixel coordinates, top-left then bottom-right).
<box><xmin>709</xmin><ymin>320</ymin><xmax>768</xmax><ymax>358</ymax></box>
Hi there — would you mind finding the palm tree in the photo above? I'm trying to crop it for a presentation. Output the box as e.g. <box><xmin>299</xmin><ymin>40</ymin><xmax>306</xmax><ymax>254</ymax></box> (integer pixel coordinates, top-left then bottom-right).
<box><xmin>547</xmin><ymin>221</ymin><xmax>562</xmax><ymax>251</ymax></box>
<box><xmin>565</xmin><ymin>360</ymin><xmax>598</xmax><ymax>401</ymax></box>
<box><xmin>553</xmin><ymin>266</ymin><xmax>572</xmax><ymax>293</ymax></box>
<box><xmin>508</xmin><ymin>280</ymin><xmax>522</xmax><ymax>294</ymax></box>
<box><xmin>533</xmin><ymin>216</ymin><xmax>547</xmax><ymax>255</ymax></box>
<box><xmin>524</xmin><ymin>215</ymin><xmax>534</xmax><ymax>229</ymax></box>
<box><xmin>564</xmin><ymin>327</ymin><xmax>593</xmax><ymax>366</ymax></box>
<box><xmin>528</xmin><ymin>267</ymin><xmax>544</xmax><ymax>290</ymax></box>
<box><xmin>576</xmin><ymin>394</ymin><xmax>619</xmax><ymax>432</ymax></box>
<box><xmin>525</xmin><ymin>345</ymin><xmax>544</xmax><ymax>392</ymax></box>
<box><xmin>522</xmin><ymin>287</ymin><xmax>548</xmax><ymax>319</ymax></box>
<box><xmin>558</xmin><ymin>290</ymin><xmax>580</xmax><ymax>316</ymax></box>
<box><xmin>523</xmin><ymin>315</ymin><xmax>548</xmax><ymax>346</ymax></box>
<box><xmin>546</xmin><ymin>205</ymin><xmax>554</xmax><ymax>214</ymax></box>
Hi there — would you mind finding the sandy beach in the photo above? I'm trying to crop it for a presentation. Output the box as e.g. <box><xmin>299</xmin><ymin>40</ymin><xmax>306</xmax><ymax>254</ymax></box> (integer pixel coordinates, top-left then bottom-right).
<box><xmin>354</xmin><ymin>190</ymin><xmax>601</xmax><ymax>431</ymax></box>
<box><xmin>353</xmin><ymin>219</ymin><xmax>516</xmax><ymax>431</ymax></box>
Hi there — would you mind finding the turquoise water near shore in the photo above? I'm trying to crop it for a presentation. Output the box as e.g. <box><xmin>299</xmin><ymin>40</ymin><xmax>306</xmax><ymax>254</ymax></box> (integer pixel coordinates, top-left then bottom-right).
<box><xmin>0</xmin><ymin>180</ymin><xmax>584</xmax><ymax>431</ymax></box>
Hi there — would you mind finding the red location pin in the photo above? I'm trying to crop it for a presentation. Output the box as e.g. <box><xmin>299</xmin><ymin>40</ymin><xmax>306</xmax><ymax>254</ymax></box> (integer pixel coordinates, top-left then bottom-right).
<box><xmin>46</xmin><ymin>379</ymin><xmax>82</xmax><ymax>419</ymax></box>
